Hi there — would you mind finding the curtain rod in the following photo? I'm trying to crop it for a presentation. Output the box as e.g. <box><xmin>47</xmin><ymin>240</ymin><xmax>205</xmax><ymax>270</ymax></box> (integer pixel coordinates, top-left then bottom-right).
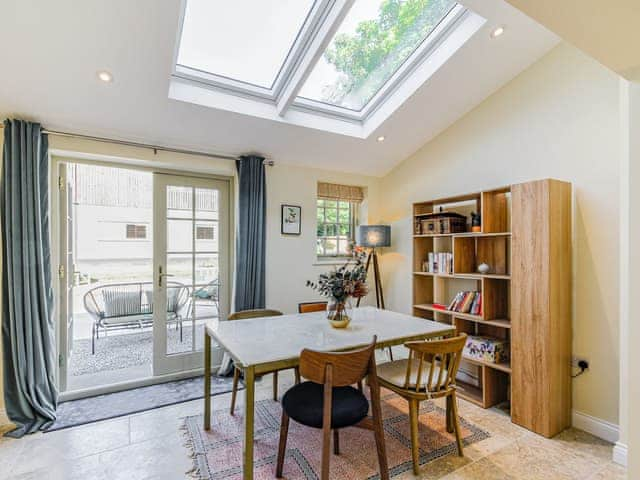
<box><xmin>0</xmin><ymin>123</ymin><xmax>274</xmax><ymax>166</ymax></box>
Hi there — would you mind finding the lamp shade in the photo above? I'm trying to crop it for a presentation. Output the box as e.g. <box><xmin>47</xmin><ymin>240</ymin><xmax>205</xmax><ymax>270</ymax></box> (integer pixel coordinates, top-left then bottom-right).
<box><xmin>358</xmin><ymin>225</ymin><xmax>391</xmax><ymax>248</ymax></box>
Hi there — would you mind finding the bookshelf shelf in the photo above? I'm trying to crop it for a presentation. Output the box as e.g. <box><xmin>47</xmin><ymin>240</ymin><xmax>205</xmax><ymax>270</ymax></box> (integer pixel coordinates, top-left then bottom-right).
<box><xmin>463</xmin><ymin>356</ymin><xmax>512</xmax><ymax>374</ymax></box>
<box><xmin>413</xmin><ymin>271</ymin><xmax>510</xmax><ymax>280</ymax></box>
<box><xmin>412</xmin><ymin>232</ymin><xmax>511</xmax><ymax>239</ymax></box>
<box><xmin>412</xmin><ymin>180</ymin><xmax>572</xmax><ymax>436</ymax></box>
<box><xmin>413</xmin><ymin>303</ymin><xmax>483</xmax><ymax>322</ymax></box>
<box><xmin>455</xmin><ymin>380</ymin><xmax>484</xmax><ymax>406</ymax></box>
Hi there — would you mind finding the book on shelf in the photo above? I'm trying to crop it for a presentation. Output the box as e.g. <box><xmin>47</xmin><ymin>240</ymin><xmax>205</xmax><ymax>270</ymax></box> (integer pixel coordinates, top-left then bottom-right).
<box><xmin>424</xmin><ymin>252</ymin><xmax>453</xmax><ymax>274</ymax></box>
<box><xmin>447</xmin><ymin>291</ymin><xmax>482</xmax><ymax>315</ymax></box>
<box><xmin>431</xmin><ymin>303</ymin><xmax>447</xmax><ymax>310</ymax></box>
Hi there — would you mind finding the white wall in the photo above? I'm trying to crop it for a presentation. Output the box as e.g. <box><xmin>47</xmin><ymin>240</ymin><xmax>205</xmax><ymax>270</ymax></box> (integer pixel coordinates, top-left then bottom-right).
<box><xmin>75</xmin><ymin>205</ymin><xmax>153</xmax><ymax>260</ymax></box>
<box><xmin>372</xmin><ymin>44</ymin><xmax>621</xmax><ymax>426</ymax></box>
<box><xmin>617</xmin><ymin>79</ymin><xmax>640</xmax><ymax>469</ymax></box>
<box><xmin>265</xmin><ymin>164</ymin><xmax>379</xmax><ymax>313</ymax></box>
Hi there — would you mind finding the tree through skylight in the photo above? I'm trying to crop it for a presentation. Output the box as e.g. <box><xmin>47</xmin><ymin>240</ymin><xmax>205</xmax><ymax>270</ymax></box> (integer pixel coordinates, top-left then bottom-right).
<box><xmin>299</xmin><ymin>0</ymin><xmax>457</xmax><ymax>111</ymax></box>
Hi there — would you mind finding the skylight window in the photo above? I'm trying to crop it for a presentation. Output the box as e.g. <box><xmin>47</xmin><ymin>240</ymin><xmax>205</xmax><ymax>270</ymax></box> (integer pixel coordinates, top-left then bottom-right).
<box><xmin>170</xmin><ymin>1</ymin><xmax>484</xmax><ymax>138</ymax></box>
<box><xmin>177</xmin><ymin>0</ymin><xmax>315</xmax><ymax>89</ymax></box>
<box><xmin>297</xmin><ymin>0</ymin><xmax>457</xmax><ymax>111</ymax></box>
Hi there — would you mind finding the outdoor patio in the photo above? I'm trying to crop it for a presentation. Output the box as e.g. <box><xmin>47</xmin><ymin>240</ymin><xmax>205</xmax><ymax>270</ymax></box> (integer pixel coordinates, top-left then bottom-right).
<box><xmin>67</xmin><ymin>282</ymin><xmax>218</xmax><ymax>392</ymax></box>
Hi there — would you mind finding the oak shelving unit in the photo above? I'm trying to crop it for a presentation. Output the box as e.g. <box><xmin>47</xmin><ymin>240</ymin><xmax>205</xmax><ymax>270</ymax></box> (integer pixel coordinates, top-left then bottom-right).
<box><xmin>411</xmin><ymin>179</ymin><xmax>572</xmax><ymax>437</ymax></box>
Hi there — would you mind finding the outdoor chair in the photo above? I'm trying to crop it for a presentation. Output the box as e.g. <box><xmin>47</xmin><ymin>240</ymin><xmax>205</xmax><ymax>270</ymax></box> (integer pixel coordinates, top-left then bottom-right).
<box><xmin>83</xmin><ymin>281</ymin><xmax>189</xmax><ymax>354</ymax></box>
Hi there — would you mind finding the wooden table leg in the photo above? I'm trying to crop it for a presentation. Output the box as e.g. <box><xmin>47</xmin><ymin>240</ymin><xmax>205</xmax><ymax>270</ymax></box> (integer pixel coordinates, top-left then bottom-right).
<box><xmin>204</xmin><ymin>332</ymin><xmax>212</xmax><ymax>430</ymax></box>
<box><xmin>243</xmin><ymin>365</ymin><xmax>255</xmax><ymax>480</ymax></box>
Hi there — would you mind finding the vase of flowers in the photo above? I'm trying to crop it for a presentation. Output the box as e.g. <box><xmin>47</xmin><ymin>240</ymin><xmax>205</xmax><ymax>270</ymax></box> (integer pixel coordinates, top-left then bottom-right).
<box><xmin>307</xmin><ymin>251</ymin><xmax>368</xmax><ymax>328</ymax></box>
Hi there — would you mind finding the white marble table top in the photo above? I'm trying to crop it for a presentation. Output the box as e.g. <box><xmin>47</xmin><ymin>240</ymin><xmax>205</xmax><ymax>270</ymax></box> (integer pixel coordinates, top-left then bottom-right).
<box><xmin>206</xmin><ymin>307</ymin><xmax>454</xmax><ymax>368</ymax></box>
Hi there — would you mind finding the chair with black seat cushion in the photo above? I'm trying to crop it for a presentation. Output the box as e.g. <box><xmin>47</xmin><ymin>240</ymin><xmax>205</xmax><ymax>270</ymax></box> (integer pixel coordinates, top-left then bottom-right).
<box><xmin>228</xmin><ymin>309</ymin><xmax>300</xmax><ymax>414</ymax></box>
<box><xmin>276</xmin><ymin>337</ymin><xmax>389</xmax><ymax>480</ymax></box>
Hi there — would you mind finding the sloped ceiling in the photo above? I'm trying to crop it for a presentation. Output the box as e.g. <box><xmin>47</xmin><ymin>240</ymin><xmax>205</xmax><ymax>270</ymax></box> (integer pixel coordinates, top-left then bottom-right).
<box><xmin>0</xmin><ymin>0</ymin><xmax>558</xmax><ymax>175</ymax></box>
<box><xmin>506</xmin><ymin>0</ymin><xmax>640</xmax><ymax>82</ymax></box>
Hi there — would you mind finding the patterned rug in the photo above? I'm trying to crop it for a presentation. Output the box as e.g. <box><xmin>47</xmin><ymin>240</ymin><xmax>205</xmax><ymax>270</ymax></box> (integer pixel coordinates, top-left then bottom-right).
<box><xmin>182</xmin><ymin>392</ymin><xmax>489</xmax><ymax>479</ymax></box>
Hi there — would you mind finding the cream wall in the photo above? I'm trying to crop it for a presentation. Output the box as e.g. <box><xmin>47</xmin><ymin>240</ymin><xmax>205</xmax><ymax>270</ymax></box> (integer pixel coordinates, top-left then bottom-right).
<box><xmin>265</xmin><ymin>164</ymin><xmax>379</xmax><ymax>313</ymax></box>
<box><xmin>618</xmin><ymin>79</ymin><xmax>640</xmax><ymax>469</ymax></box>
<box><xmin>372</xmin><ymin>43</ymin><xmax>621</xmax><ymax>425</ymax></box>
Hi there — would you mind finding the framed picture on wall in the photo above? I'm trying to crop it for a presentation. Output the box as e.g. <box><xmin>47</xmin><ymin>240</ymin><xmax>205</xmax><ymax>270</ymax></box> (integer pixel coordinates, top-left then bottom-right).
<box><xmin>281</xmin><ymin>204</ymin><xmax>301</xmax><ymax>235</ymax></box>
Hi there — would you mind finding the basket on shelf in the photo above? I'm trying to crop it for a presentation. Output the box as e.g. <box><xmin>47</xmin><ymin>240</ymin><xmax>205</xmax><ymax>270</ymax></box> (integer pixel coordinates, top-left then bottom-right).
<box><xmin>416</xmin><ymin>211</ymin><xmax>467</xmax><ymax>235</ymax></box>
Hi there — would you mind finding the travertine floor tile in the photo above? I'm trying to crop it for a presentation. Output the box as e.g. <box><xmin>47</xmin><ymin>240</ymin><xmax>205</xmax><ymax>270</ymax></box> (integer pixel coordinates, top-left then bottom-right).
<box><xmin>441</xmin><ymin>456</ymin><xmax>517</xmax><ymax>479</ymax></box>
<box><xmin>0</xmin><ymin>370</ymin><xmax>626</xmax><ymax>480</ymax></box>
<box><xmin>4</xmin><ymin>417</ymin><xmax>130</xmax><ymax>478</ymax></box>
<box><xmin>537</xmin><ymin>427</ymin><xmax>614</xmax><ymax>462</ymax></box>
<box><xmin>482</xmin><ymin>434</ymin><xmax>606</xmax><ymax>480</ymax></box>
<box><xmin>589</xmin><ymin>462</ymin><xmax>627</xmax><ymax>480</ymax></box>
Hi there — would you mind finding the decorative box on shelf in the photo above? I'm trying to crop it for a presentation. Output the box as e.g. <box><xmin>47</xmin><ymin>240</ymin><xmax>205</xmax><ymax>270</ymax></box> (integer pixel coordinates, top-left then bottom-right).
<box><xmin>417</xmin><ymin>211</ymin><xmax>467</xmax><ymax>235</ymax></box>
<box><xmin>463</xmin><ymin>335</ymin><xmax>510</xmax><ymax>364</ymax></box>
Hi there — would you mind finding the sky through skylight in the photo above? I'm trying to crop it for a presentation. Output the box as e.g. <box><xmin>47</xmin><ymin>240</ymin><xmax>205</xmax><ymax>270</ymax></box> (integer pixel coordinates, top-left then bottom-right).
<box><xmin>177</xmin><ymin>0</ymin><xmax>315</xmax><ymax>89</ymax></box>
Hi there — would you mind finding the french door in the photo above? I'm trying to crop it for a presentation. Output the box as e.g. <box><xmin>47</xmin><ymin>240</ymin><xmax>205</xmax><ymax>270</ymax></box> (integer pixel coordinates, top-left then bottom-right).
<box><xmin>152</xmin><ymin>173</ymin><xmax>230</xmax><ymax>375</ymax></box>
<box><xmin>57</xmin><ymin>163</ymin><xmax>75</xmax><ymax>392</ymax></box>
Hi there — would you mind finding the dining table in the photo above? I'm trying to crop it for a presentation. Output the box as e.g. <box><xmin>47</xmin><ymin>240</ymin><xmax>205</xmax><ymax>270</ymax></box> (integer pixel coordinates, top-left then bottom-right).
<box><xmin>203</xmin><ymin>306</ymin><xmax>455</xmax><ymax>480</ymax></box>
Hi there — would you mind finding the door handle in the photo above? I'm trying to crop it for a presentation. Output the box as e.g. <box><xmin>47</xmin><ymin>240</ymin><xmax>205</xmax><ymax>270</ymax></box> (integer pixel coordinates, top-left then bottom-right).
<box><xmin>158</xmin><ymin>266</ymin><xmax>174</xmax><ymax>287</ymax></box>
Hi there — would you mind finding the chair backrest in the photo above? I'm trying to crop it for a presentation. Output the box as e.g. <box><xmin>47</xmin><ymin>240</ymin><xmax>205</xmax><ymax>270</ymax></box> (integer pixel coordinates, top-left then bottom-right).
<box><xmin>299</xmin><ymin>337</ymin><xmax>377</xmax><ymax>387</ymax></box>
<box><xmin>402</xmin><ymin>333</ymin><xmax>467</xmax><ymax>393</ymax></box>
<box><xmin>298</xmin><ymin>301</ymin><xmax>328</xmax><ymax>314</ymax></box>
<box><xmin>227</xmin><ymin>309</ymin><xmax>283</xmax><ymax>321</ymax></box>
<box><xmin>83</xmin><ymin>281</ymin><xmax>188</xmax><ymax>320</ymax></box>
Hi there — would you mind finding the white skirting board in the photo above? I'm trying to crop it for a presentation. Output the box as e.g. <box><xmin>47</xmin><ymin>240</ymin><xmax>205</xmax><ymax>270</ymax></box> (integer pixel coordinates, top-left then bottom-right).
<box><xmin>572</xmin><ymin>410</ymin><xmax>619</xmax><ymax>443</ymax></box>
<box><xmin>613</xmin><ymin>442</ymin><xmax>628</xmax><ymax>467</ymax></box>
<box><xmin>571</xmin><ymin>410</ymin><xmax>626</xmax><ymax>465</ymax></box>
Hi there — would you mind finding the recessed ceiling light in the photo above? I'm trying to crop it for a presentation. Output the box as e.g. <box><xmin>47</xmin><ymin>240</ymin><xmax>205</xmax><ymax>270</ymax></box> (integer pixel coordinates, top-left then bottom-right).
<box><xmin>490</xmin><ymin>26</ymin><xmax>505</xmax><ymax>38</ymax></box>
<box><xmin>97</xmin><ymin>70</ymin><xmax>113</xmax><ymax>83</ymax></box>
<box><xmin>377</xmin><ymin>135</ymin><xmax>385</xmax><ymax>142</ymax></box>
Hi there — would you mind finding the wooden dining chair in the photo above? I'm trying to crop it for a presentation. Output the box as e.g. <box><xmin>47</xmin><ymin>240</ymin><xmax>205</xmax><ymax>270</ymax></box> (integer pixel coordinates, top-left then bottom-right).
<box><xmin>276</xmin><ymin>337</ymin><xmax>389</xmax><ymax>480</ymax></box>
<box><xmin>228</xmin><ymin>309</ymin><xmax>300</xmax><ymax>414</ymax></box>
<box><xmin>297</xmin><ymin>301</ymin><xmax>328</xmax><ymax>313</ymax></box>
<box><xmin>376</xmin><ymin>333</ymin><xmax>468</xmax><ymax>475</ymax></box>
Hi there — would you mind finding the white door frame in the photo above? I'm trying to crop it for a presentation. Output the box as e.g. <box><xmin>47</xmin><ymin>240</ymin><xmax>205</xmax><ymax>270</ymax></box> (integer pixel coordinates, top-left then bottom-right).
<box><xmin>56</xmin><ymin>162</ymin><xmax>71</xmax><ymax>392</ymax></box>
<box><xmin>152</xmin><ymin>172</ymin><xmax>231</xmax><ymax>376</ymax></box>
<box><xmin>51</xmin><ymin>155</ymin><xmax>234</xmax><ymax>399</ymax></box>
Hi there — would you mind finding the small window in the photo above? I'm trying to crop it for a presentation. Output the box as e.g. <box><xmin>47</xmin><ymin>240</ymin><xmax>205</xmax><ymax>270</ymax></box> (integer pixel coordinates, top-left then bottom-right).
<box><xmin>316</xmin><ymin>199</ymin><xmax>356</xmax><ymax>257</ymax></box>
<box><xmin>125</xmin><ymin>224</ymin><xmax>147</xmax><ymax>239</ymax></box>
<box><xmin>196</xmin><ymin>225</ymin><xmax>215</xmax><ymax>240</ymax></box>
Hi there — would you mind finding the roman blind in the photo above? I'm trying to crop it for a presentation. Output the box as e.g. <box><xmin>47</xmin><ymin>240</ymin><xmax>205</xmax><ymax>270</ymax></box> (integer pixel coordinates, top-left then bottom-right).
<box><xmin>317</xmin><ymin>182</ymin><xmax>364</xmax><ymax>203</ymax></box>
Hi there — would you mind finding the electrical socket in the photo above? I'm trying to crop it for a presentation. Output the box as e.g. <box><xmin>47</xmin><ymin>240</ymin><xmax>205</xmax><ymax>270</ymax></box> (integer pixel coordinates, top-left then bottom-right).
<box><xmin>571</xmin><ymin>356</ymin><xmax>589</xmax><ymax>370</ymax></box>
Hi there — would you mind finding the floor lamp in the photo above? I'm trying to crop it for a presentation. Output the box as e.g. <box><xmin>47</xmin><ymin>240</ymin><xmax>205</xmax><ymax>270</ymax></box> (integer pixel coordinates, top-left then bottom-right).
<box><xmin>357</xmin><ymin>225</ymin><xmax>392</xmax><ymax>359</ymax></box>
<box><xmin>356</xmin><ymin>225</ymin><xmax>391</xmax><ymax>309</ymax></box>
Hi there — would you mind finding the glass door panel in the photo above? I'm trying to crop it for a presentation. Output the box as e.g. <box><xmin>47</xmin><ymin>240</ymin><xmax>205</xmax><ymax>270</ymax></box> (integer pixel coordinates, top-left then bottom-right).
<box><xmin>153</xmin><ymin>174</ymin><xmax>230</xmax><ymax>375</ymax></box>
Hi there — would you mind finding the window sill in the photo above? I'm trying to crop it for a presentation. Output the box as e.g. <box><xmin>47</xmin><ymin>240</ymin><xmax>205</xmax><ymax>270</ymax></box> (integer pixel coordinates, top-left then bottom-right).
<box><xmin>313</xmin><ymin>258</ymin><xmax>355</xmax><ymax>266</ymax></box>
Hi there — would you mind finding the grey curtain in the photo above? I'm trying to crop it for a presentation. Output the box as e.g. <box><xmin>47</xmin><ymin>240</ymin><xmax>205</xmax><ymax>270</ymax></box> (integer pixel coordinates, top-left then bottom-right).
<box><xmin>1</xmin><ymin>119</ymin><xmax>58</xmax><ymax>437</ymax></box>
<box><xmin>234</xmin><ymin>155</ymin><xmax>266</xmax><ymax>311</ymax></box>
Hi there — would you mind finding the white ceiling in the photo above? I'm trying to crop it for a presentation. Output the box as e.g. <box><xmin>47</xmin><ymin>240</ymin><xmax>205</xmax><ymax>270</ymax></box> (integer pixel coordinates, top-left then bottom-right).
<box><xmin>0</xmin><ymin>0</ymin><xmax>558</xmax><ymax>176</ymax></box>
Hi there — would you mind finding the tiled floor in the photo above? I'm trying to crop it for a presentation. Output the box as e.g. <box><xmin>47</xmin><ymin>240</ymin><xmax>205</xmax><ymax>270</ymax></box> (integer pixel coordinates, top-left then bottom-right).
<box><xmin>0</xmin><ymin>373</ymin><xmax>626</xmax><ymax>480</ymax></box>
